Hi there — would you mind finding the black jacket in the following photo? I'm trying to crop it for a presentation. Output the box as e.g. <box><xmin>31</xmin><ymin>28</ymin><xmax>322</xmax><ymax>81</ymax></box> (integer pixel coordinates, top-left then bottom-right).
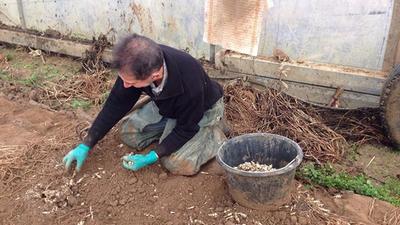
<box><xmin>84</xmin><ymin>45</ymin><xmax>223</xmax><ymax>157</ymax></box>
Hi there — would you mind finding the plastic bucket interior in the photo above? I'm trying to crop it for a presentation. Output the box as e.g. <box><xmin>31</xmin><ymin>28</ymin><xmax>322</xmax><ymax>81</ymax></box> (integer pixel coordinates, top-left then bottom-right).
<box><xmin>216</xmin><ymin>133</ymin><xmax>303</xmax><ymax>210</ymax></box>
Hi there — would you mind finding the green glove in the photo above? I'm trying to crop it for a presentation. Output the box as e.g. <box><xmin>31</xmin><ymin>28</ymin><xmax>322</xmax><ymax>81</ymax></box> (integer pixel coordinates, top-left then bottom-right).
<box><xmin>63</xmin><ymin>144</ymin><xmax>90</xmax><ymax>171</ymax></box>
<box><xmin>122</xmin><ymin>150</ymin><xmax>159</xmax><ymax>171</ymax></box>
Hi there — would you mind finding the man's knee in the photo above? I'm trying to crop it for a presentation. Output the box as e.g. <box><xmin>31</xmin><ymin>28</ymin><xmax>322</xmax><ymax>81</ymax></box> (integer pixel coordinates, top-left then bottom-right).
<box><xmin>120</xmin><ymin>119</ymin><xmax>165</xmax><ymax>150</ymax></box>
<box><xmin>119</xmin><ymin>121</ymin><xmax>140</xmax><ymax>149</ymax></box>
<box><xmin>161</xmin><ymin>156</ymin><xmax>200</xmax><ymax>176</ymax></box>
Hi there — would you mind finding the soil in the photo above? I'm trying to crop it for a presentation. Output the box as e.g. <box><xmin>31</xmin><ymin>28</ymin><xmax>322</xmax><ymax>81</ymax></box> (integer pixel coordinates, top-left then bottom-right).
<box><xmin>0</xmin><ymin>47</ymin><xmax>399</xmax><ymax>225</ymax></box>
<box><xmin>0</xmin><ymin>96</ymin><xmax>304</xmax><ymax>225</ymax></box>
<box><xmin>1</xmin><ymin>86</ymin><xmax>398</xmax><ymax>225</ymax></box>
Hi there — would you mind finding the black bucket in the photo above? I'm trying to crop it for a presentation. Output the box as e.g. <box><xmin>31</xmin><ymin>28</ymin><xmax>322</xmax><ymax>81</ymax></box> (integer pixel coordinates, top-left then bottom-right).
<box><xmin>217</xmin><ymin>133</ymin><xmax>303</xmax><ymax>210</ymax></box>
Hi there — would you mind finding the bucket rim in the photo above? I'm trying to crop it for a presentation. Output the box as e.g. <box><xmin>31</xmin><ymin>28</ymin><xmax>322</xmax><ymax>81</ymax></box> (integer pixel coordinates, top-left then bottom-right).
<box><xmin>216</xmin><ymin>133</ymin><xmax>303</xmax><ymax>177</ymax></box>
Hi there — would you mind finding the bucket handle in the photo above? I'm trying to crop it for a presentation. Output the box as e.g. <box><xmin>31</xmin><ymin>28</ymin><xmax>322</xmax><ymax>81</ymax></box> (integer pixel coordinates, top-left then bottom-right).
<box><xmin>281</xmin><ymin>156</ymin><xmax>300</xmax><ymax>170</ymax></box>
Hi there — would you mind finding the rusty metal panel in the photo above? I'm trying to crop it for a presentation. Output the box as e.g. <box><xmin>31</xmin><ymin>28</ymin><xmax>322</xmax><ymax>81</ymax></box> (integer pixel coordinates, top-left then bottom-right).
<box><xmin>4</xmin><ymin>0</ymin><xmax>210</xmax><ymax>59</ymax></box>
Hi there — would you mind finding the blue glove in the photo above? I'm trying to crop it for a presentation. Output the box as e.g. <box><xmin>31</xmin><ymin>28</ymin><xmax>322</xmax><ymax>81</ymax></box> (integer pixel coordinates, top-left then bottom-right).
<box><xmin>122</xmin><ymin>150</ymin><xmax>159</xmax><ymax>171</ymax></box>
<box><xmin>63</xmin><ymin>144</ymin><xmax>90</xmax><ymax>171</ymax></box>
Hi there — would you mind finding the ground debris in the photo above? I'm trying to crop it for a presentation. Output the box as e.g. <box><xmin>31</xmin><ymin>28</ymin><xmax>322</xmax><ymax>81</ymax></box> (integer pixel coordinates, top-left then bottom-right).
<box><xmin>193</xmin><ymin>219</ymin><xmax>206</xmax><ymax>225</ymax></box>
<box><xmin>0</xmin><ymin>144</ymin><xmax>28</xmax><ymax>182</ymax></box>
<box><xmin>24</xmin><ymin>177</ymin><xmax>82</xmax><ymax>213</ymax></box>
<box><xmin>208</xmin><ymin>212</ymin><xmax>218</xmax><ymax>218</ymax></box>
<box><xmin>235</xmin><ymin>161</ymin><xmax>276</xmax><ymax>172</ymax></box>
<box><xmin>288</xmin><ymin>184</ymin><xmax>353</xmax><ymax>225</ymax></box>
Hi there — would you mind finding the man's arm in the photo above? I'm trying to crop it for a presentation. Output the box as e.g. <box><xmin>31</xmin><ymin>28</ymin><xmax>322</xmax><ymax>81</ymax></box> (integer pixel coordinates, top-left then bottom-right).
<box><xmin>83</xmin><ymin>77</ymin><xmax>141</xmax><ymax>148</ymax></box>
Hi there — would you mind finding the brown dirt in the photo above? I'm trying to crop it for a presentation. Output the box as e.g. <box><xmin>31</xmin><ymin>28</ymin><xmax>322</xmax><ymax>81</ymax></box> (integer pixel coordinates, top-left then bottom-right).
<box><xmin>0</xmin><ymin>47</ymin><xmax>399</xmax><ymax>225</ymax></box>
<box><xmin>1</xmin><ymin>96</ymin><xmax>399</xmax><ymax>225</ymax></box>
<box><xmin>315</xmin><ymin>189</ymin><xmax>400</xmax><ymax>225</ymax></box>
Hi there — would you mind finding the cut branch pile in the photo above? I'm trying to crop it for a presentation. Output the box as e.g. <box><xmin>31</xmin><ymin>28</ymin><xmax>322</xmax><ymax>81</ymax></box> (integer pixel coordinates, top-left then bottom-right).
<box><xmin>35</xmin><ymin>34</ymin><xmax>114</xmax><ymax>109</ymax></box>
<box><xmin>316</xmin><ymin>107</ymin><xmax>386</xmax><ymax>146</ymax></box>
<box><xmin>81</xmin><ymin>34</ymin><xmax>111</xmax><ymax>74</ymax></box>
<box><xmin>36</xmin><ymin>70</ymin><xmax>113</xmax><ymax>109</ymax></box>
<box><xmin>224</xmin><ymin>80</ymin><xmax>386</xmax><ymax>163</ymax></box>
<box><xmin>36</xmin><ymin>34</ymin><xmax>114</xmax><ymax>109</ymax></box>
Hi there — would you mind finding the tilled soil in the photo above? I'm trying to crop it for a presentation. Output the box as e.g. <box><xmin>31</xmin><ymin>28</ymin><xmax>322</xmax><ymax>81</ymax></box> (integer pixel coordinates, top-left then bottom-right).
<box><xmin>0</xmin><ymin>96</ymin><xmax>399</xmax><ymax>225</ymax></box>
<box><xmin>0</xmin><ymin>96</ymin><xmax>297</xmax><ymax>225</ymax></box>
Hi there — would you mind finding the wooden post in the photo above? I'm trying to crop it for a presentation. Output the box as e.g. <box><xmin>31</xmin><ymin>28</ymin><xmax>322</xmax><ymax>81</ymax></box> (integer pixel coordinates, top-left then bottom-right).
<box><xmin>383</xmin><ymin>0</ymin><xmax>400</xmax><ymax>71</ymax></box>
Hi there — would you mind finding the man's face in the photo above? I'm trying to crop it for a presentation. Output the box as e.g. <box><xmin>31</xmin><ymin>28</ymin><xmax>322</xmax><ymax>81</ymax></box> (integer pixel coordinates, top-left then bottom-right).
<box><xmin>119</xmin><ymin>66</ymin><xmax>163</xmax><ymax>88</ymax></box>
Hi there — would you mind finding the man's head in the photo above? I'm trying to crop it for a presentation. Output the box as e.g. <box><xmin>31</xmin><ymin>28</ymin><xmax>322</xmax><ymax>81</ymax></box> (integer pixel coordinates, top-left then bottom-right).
<box><xmin>113</xmin><ymin>34</ymin><xmax>164</xmax><ymax>88</ymax></box>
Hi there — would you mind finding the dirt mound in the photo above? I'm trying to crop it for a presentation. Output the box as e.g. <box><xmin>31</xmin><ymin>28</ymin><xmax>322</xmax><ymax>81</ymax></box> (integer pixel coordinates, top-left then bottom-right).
<box><xmin>315</xmin><ymin>190</ymin><xmax>400</xmax><ymax>225</ymax></box>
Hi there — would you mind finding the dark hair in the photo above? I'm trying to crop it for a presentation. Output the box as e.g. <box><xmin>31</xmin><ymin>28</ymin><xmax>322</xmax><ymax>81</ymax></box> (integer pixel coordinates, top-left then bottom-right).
<box><xmin>112</xmin><ymin>34</ymin><xmax>163</xmax><ymax>80</ymax></box>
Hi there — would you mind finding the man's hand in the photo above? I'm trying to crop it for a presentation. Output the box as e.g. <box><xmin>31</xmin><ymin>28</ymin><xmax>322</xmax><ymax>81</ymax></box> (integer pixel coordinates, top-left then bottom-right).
<box><xmin>63</xmin><ymin>144</ymin><xmax>91</xmax><ymax>171</ymax></box>
<box><xmin>122</xmin><ymin>150</ymin><xmax>158</xmax><ymax>171</ymax></box>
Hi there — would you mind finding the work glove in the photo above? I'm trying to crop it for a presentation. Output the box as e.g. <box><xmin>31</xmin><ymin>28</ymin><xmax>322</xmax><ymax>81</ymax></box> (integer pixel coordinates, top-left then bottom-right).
<box><xmin>63</xmin><ymin>144</ymin><xmax>91</xmax><ymax>171</ymax></box>
<box><xmin>122</xmin><ymin>150</ymin><xmax>159</xmax><ymax>171</ymax></box>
